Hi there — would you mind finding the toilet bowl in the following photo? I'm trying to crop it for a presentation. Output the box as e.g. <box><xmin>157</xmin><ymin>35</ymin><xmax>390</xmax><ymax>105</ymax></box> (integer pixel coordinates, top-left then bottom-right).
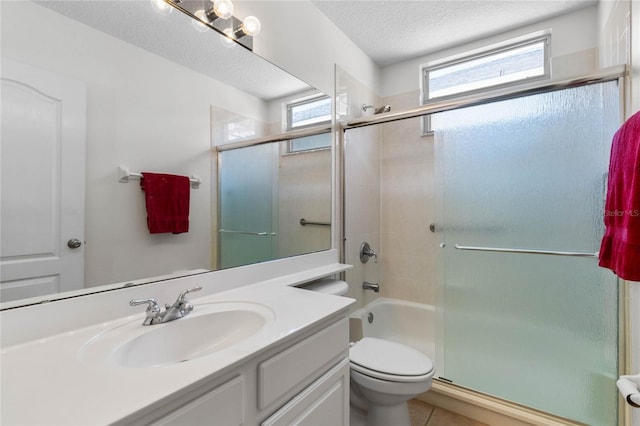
<box><xmin>349</xmin><ymin>337</ymin><xmax>434</xmax><ymax>426</ymax></box>
<box><xmin>301</xmin><ymin>279</ymin><xmax>434</xmax><ymax>425</ymax></box>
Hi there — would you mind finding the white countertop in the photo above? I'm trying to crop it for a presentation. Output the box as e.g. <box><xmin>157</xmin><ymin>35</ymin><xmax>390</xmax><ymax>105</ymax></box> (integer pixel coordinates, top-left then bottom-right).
<box><xmin>1</xmin><ymin>280</ymin><xmax>353</xmax><ymax>425</ymax></box>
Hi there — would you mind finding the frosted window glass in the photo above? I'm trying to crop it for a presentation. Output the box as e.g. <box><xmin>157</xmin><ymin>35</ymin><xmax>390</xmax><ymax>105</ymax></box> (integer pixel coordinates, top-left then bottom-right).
<box><xmin>433</xmin><ymin>81</ymin><xmax>620</xmax><ymax>425</ymax></box>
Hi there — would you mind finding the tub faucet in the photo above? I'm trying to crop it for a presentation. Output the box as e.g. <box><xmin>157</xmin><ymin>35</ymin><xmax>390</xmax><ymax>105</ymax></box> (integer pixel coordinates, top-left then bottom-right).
<box><xmin>130</xmin><ymin>286</ymin><xmax>202</xmax><ymax>325</ymax></box>
<box><xmin>362</xmin><ymin>281</ymin><xmax>380</xmax><ymax>293</ymax></box>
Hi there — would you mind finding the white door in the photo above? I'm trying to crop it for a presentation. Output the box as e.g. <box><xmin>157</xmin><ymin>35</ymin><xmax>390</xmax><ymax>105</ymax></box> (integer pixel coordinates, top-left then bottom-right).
<box><xmin>1</xmin><ymin>58</ymin><xmax>86</xmax><ymax>303</ymax></box>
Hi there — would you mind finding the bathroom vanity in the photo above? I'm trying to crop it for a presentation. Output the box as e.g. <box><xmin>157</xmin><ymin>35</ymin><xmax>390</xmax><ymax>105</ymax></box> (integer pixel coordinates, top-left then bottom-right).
<box><xmin>0</xmin><ymin>259</ymin><xmax>353</xmax><ymax>425</ymax></box>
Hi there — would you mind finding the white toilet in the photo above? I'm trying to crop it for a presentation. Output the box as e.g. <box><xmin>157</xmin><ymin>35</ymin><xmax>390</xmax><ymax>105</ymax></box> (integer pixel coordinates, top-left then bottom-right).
<box><xmin>350</xmin><ymin>337</ymin><xmax>434</xmax><ymax>426</ymax></box>
<box><xmin>304</xmin><ymin>279</ymin><xmax>435</xmax><ymax>426</ymax></box>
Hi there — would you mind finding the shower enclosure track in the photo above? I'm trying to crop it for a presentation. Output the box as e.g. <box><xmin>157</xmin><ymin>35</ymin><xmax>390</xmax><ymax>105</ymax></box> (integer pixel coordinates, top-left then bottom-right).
<box><xmin>342</xmin><ymin>65</ymin><xmax>626</xmax><ymax>130</ymax></box>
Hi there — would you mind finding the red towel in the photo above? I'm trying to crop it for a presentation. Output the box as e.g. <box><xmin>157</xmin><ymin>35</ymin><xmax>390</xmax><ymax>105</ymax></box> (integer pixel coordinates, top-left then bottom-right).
<box><xmin>599</xmin><ymin>110</ymin><xmax>640</xmax><ymax>281</ymax></box>
<box><xmin>140</xmin><ymin>172</ymin><xmax>190</xmax><ymax>234</ymax></box>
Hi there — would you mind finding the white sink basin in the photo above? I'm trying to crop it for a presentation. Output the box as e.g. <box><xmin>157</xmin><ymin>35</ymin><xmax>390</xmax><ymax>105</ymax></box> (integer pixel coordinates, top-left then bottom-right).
<box><xmin>80</xmin><ymin>301</ymin><xmax>275</xmax><ymax>368</ymax></box>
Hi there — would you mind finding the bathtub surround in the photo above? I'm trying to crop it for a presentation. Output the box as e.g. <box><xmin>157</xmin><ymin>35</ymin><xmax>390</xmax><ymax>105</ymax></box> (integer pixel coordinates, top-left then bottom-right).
<box><xmin>337</xmin><ymin>65</ymin><xmax>382</xmax><ymax>312</ymax></box>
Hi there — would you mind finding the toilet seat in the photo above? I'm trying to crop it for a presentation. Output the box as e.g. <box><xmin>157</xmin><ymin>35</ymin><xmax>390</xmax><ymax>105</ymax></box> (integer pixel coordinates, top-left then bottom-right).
<box><xmin>350</xmin><ymin>337</ymin><xmax>434</xmax><ymax>383</ymax></box>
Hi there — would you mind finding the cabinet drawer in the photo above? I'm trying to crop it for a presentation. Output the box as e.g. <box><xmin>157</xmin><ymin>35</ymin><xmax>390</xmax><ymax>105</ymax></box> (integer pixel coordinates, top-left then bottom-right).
<box><xmin>262</xmin><ymin>358</ymin><xmax>350</xmax><ymax>426</ymax></box>
<box><xmin>258</xmin><ymin>318</ymin><xmax>348</xmax><ymax>409</ymax></box>
<box><xmin>151</xmin><ymin>376</ymin><xmax>244</xmax><ymax>426</ymax></box>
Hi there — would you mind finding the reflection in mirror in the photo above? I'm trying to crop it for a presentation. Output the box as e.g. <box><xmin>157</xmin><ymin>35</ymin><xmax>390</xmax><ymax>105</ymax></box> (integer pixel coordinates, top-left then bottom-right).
<box><xmin>0</xmin><ymin>0</ymin><xmax>332</xmax><ymax>308</ymax></box>
<box><xmin>217</xmin><ymin>132</ymin><xmax>332</xmax><ymax>269</ymax></box>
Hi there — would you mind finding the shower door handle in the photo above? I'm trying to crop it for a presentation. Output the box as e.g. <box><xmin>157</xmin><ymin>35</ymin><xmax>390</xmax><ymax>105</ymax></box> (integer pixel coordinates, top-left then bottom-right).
<box><xmin>454</xmin><ymin>244</ymin><xmax>598</xmax><ymax>258</ymax></box>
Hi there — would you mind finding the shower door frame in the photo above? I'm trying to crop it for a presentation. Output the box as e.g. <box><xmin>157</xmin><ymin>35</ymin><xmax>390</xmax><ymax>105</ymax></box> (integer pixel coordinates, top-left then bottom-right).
<box><xmin>339</xmin><ymin>65</ymin><xmax>629</xmax><ymax>425</ymax></box>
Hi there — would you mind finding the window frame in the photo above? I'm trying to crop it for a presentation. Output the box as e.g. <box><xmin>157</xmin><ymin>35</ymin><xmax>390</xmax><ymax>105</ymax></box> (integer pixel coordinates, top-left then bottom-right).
<box><xmin>420</xmin><ymin>33</ymin><xmax>551</xmax><ymax>134</ymax></box>
<box><xmin>286</xmin><ymin>94</ymin><xmax>332</xmax><ymax>132</ymax></box>
<box><xmin>285</xmin><ymin>94</ymin><xmax>332</xmax><ymax>154</ymax></box>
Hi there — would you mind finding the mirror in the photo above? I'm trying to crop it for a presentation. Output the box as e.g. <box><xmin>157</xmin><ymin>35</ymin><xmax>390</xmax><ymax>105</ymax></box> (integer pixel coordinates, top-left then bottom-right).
<box><xmin>0</xmin><ymin>0</ymin><xmax>332</xmax><ymax>308</ymax></box>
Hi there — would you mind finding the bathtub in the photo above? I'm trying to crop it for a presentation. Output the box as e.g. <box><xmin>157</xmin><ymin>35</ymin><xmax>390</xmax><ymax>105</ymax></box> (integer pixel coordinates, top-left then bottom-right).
<box><xmin>349</xmin><ymin>297</ymin><xmax>435</xmax><ymax>363</ymax></box>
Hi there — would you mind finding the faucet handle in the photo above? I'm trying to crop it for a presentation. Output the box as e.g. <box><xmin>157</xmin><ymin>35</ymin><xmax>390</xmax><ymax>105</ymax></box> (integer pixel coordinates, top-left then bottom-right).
<box><xmin>129</xmin><ymin>298</ymin><xmax>161</xmax><ymax>324</ymax></box>
<box><xmin>130</xmin><ymin>298</ymin><xmax>160</xmax><ymax>310</ymax></box>
<box><xmin>173</xmin><ymin>286</ymin><xmax>202</xmax><ymax>316</ymax></box>
<box><xmin>176</xmin><ymin>286</ymin><xmax>203</xmax><ymax>302</ymax></box>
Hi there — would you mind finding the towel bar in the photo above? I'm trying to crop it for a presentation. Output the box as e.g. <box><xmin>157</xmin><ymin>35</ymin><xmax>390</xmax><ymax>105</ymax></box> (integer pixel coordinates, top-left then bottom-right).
<box><xmin>118</xmin><ymin>166</ymin><xmax>200</xmax><ymax>189</ymax></box>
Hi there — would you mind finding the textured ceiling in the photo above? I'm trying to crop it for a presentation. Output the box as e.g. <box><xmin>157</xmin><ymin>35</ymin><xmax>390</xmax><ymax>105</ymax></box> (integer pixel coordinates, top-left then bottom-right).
<box><xmin>312</xmin><ymin>0</ymin><xmax>598</xmax><ymax>67</ymax></box>
<box><xmin>36</xmin><ymin>0</ymin><xmax>599</xmax><ymax>95</ymax></box>
<box><xmin>36</xmin><ymin>0</ymin><xmax>311</xmax><ymax>101</ymax></box>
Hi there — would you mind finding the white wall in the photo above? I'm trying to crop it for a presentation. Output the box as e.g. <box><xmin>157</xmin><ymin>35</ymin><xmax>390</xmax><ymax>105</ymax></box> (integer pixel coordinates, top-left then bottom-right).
<box><xmin>234</xmin><ymin>0</ymin><xmax>381</xmax><ymax>98</ymax></box>
<box><xmin>381</xmin><ymin>5</ymin><xmax>599</xmax><ymax>98</ymax></box>
<box><xmin>1</xmin><ymin>1</ymin><xmax>267</xmax><ymax>287</ymax></box>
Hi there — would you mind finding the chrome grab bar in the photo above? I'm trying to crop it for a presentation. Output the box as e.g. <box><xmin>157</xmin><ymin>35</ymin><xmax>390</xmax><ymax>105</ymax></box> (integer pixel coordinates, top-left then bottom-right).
<box><xmin>454</xmin><ymin>244</ymin><xmax>599</xmax><ymax>258</ymax></box>
<box><xmin>299</xmin><ymin>218</ymin><xmax>330</xmax><ymax>227</ymax></box>
<box><xmin>218</xmin><ymin>229</ymin><xmax>277</xmax><ymax>236</ymax></box>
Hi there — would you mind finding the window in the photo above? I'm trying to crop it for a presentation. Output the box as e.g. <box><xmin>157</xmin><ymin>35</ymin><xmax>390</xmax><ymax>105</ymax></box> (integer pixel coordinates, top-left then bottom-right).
<box><xmin>287</xmin><ymin>95</ymin><xmax>332</xmax><ymax>130</ymax></box>
<box><xmin>288</xmin><ymin>133</ymin><xmax>331</xmax><ymax>153</ymax></box>
<box><xmin>286</xmin><ymin>95</ymin><xmax>332</xmax><ymax>153</ymax></box>
<box><xmin>421</xmin><ymin>34</ymin><xmax>550</xmax><ymax>133</ymax></box>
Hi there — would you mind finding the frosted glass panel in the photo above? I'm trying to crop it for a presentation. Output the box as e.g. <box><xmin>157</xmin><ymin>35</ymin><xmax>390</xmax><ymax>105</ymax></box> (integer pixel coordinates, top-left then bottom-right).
<box><xmin>433</xmin><ymin>81</ymin><xmax>620</xmax><ymax>425</ymax></box>
<box><xmin>218</xmin><ymin>144</ymin><xmax>278</xmax><ymax>269</ymax></box>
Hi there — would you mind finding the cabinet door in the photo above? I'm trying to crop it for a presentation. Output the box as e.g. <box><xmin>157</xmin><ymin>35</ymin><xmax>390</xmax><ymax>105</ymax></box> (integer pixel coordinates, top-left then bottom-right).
<box><xmin>151</xmin><ymin>376</ymin><xmax>243</xmax><ymax>426</ymax></box>
<box><xmin>262</xmin><ymin>358</ymin><xmax>349</xmax><ymax>426</ymax></box>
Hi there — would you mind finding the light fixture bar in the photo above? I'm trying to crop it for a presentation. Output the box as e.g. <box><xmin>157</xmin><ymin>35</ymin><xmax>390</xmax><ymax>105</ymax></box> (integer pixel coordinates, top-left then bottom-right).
<box><xmin>164</xmin><ymin>0</ymin><xmax>256</xmax><ymax>51</ymax></box>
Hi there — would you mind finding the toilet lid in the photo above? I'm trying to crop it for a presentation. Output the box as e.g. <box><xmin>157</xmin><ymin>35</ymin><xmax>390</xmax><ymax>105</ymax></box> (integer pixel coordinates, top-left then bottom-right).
<box><xmin>350</xmin><ymin>337</ymin><xmax>433</xmax><ymax>377</ymax></box>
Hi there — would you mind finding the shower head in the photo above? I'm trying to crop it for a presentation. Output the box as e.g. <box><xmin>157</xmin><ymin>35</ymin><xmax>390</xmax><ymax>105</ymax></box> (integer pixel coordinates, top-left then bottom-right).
<box><xmin>362</xmin><ymin>104</ymin><xmax>391</xmax><ymax>114</ymax></box>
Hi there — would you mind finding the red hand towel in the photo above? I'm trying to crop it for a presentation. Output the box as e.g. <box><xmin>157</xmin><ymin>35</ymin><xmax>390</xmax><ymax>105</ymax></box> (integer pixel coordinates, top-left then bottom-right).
<box><xmin>140</xmin><ymin>172</ymin><xmax>190</xmax><ymax>234</ymax></box>
<box><xmin>599</xmin><ymin>110</ymin><xmax>640</xmax><ymax>281</ymax></box>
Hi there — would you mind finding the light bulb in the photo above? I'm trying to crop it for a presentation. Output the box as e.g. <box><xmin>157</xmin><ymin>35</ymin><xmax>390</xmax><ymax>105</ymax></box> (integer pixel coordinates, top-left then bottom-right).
<box><xmin>221</xmin><ymin>28</ymin><xmax>237</xmax><ymax>48</ymax></box>
<box><xmin>192</xmin><ymin>10</ymin><xmax>209</xmax><ymax>32</ymax></box>
<box><xmin>150</xmin><ymin>0</ymin><xmax>172</xmax><ymax>15</ymax></box>
<box><xmin>212</xmin><ymin>0</ymin><xmax>233</xmax><ymax>19</ymax></box>
<box><xmin>241</xmin><ymin>16</ymin><xmax>261</xmax><ymax>36</ymax></box>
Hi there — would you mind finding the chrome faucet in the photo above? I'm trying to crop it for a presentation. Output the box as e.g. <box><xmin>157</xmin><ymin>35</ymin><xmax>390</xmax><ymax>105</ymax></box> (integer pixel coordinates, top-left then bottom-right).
<box><xmin>362</xmin><ymin>281</ymin><xmax>380</xmax><ymax>293</ymax></box>
<box><xmin>130</xmin><ymin>286</ymin><xmax>202</xmax><ymax>325</ymax></box>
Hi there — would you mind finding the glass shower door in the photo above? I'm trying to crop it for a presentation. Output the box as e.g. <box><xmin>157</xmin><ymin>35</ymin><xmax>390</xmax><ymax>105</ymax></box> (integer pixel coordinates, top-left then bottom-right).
<box><xmin>433</xmin><ymin>81</ymin><xmax>620</xmax><ymax>425</ymax></box>
<box><xmin>218</xmin><ymin>143</ymin><xmax>279</xmax><ymax>269</ymax></box>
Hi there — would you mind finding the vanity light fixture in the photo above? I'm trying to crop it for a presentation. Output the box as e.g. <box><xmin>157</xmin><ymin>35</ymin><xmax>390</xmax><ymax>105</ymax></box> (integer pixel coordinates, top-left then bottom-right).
<box><xmin>233</xmin><ymin>15</ymin><xmax>261</xmax><ymax>39</ymax></box>
<box><xmin>159</xmin><ymin>0</ymin><xmax>261</xmax><ymax>51</ymax></box>
<box><xmin>207</xmin><ymin>0</ymin><xmax>234</xmax><ymax>20</ymax></box>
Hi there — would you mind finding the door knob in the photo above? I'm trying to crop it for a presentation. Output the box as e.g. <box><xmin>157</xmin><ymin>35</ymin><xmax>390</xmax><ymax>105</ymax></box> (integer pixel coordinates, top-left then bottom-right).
<box><xmin>67</xmin><ymin>238</ymin><xmax>82</xmax><ymax>249</ymax></box>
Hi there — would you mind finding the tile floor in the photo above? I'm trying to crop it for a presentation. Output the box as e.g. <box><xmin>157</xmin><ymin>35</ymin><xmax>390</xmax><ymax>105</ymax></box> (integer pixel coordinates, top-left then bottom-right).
<box><xmin>408</xmin><ymin>399</ymin><xmax>489</xmax><ymax>426</ymax></box>
<box><xmin>351</xmin><ymin>399</ymin><xmax>489</xmax><ymax>426</ymax></box>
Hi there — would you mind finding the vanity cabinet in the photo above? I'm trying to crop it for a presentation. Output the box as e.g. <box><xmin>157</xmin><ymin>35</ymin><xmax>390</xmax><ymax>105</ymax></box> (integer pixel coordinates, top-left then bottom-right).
<box><xmin>262</xmin><ymin>358</ymin><xmax>350</xmax><ymax>426</ymax></box>
<box><xmin>151</xmin><ymin>376</ymin><xmax>245</xmax><ymax>426</ymax></box>
<box><xmin>140</xmin><ymin>316</ymin><xmax>350</xmax><ymax>426</ymax></box>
